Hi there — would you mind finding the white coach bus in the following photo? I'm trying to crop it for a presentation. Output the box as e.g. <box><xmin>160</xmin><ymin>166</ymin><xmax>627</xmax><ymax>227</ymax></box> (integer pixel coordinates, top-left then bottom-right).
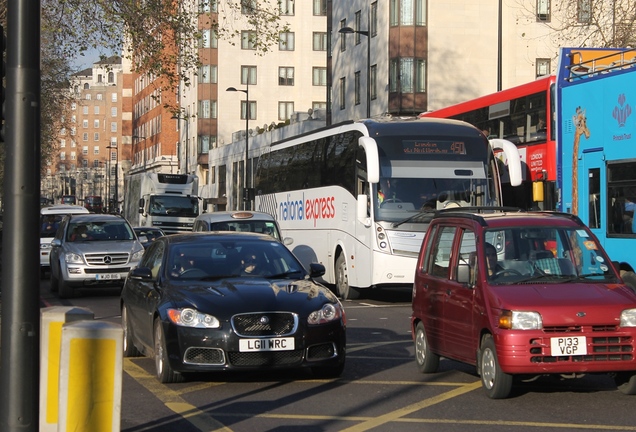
<box><xmin>250</xmin><ymin>118</ymin><xmax>521</xmax><ymax>299</ymax></box>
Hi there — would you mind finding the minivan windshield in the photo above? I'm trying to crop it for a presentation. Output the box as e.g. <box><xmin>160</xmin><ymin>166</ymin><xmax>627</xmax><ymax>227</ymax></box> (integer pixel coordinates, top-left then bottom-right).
<box><xmin>484</xmin><ymin>226</ymin><xmax>617</xmax><ymax>283</ymax></box>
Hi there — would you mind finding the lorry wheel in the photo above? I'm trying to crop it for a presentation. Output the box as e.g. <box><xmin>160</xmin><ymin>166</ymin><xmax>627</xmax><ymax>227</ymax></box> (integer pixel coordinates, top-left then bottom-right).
<box><xmin>335</xmin><ymin>254</ymin><xmax>359</xmax><ymax>300</ymax></box>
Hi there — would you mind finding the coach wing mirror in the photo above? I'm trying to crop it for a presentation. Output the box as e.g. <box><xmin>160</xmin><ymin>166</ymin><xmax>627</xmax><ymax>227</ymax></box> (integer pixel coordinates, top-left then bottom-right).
<box><xmin>359</xmin><ymin>137</ymin><xmax>380</xmax><ymax>183</ymax></box>
<box><xmin>357</xmin><ymin>194</ymin><xmax>371</xmax><ymax>227</ymax></box>
<box><xmin>489</xmin><ymin>139</ymin><xmax>522</xmax><ymax>187</ymax></box>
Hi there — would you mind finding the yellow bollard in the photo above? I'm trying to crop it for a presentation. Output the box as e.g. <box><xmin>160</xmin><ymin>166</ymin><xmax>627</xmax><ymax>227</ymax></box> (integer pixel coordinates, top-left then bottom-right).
<box><xmin>39</xmin><ymin>306</ymin><xmax>94</xmax><ymax>432</ymax></box>
<box><xmin>58</xmin><ymin>320</ymin><xmax>123</xmax><ymax>432</ymax></box>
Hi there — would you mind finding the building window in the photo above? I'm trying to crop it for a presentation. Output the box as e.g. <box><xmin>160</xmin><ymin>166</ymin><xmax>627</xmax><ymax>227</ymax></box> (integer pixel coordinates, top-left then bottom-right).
<box><xmin>111</xmin><ymin>93</ymin><xmax>117</xmax><ymax>102</ymax></box>
<box><xmin>111</xmin><ymin>107</ymin><xmax>117</xmax><ymax>117</ymax></box>
<box><xmin>371</xmin><ymin>64</ymin><xmax>377</xmax><ymax>100</ymax></box>
<box><xmin>280</xmin><ymin>0</ymin><xmax>294</xmax><ymax>15</ymax></box>
<box><xmin>198</xmin><ymin>100</ymin><xmax>217</xmax><ymax>119</ymax></box>
<box><xmin>536</xmin><ymin>58</ymin><xmax>551</xmax><ymax>77</ymax></box>
<box><xmin>278</xmin><ymin>67</ymin><xmax>294</xmax><ymax>86</ymax></box>
<box><xmin>94</xmin><ymin>133</ymin><xmax>100</xmax><ymax>141</ymax></box>
<box><xmin>60</xmin><ymin>152</ymin><xmax>66</xmax><ymax>160</ymax></box>
<box><xmin>241</xmin><ymin>31</ymin><xmax>257</xmax><ymax>50</ymax></box>
<box><xmin>71</xmin><ymin>152</ymin><xmax>76</xmax><ymax>160</ymax></box>
<box><xmin>111</xmin><ymin>150</ymin><xmax>117</xmax><ymax>161</ymax></box>
<box><xmin>390</xmin><ymin>0</ymin><xmax>426</xmax><ymax>26</ymax></box>
<box><xmin>279</xmin><ymin>32</ymin><xmax>295</xmax><ymax>51</ymax></box>
<box><xmin>108</xmin><ymin>72</ymin><xmax>114</xmax><ymax>83</ymax></box>
<box><xmin>278</xmin><ymin>102</ymin><xmax>294</xmax><ymax>121</ymax></box>
<box><xmin>93</xmin><ymin>160</ymin><xmax>99</xmax><ymax>168</ymax></box>
<box><xmin>60</xmin><ymin>139</ymin><xmax>66</xmax><ymax>148</ymax></box>
<box><xmin>94</xmin><ymin>119</ymin><xmax>100</xmax><ymax>128</ymax></box>
<box><xmin>82</xmin><ymin>106</ymin><xmax>89</xmax><ymax>115</ymax></box>
<box><xmin>199</xmin><ymin>0</ymin><xmax>218</xmax><ymax>13</ymax></box>
<box><xmin>96</xmin><ymin>93</ymin><xmax>103</xmax><ymax>100</ymax></box>
<box><xmin>355</xmin><ymin>71</ymin><xmax>361</xmax><ymax>105</ymax></box>
<box><xmin>94</xmin><ymin>146</ymin><xmax>99</xmax><ymax>155</ymax></box>
<box><xmin>82</xmin><ymin>159</ymin><xmax>88</xmax><ymax>168</ymax></box>
<box><xmin>312</xmin><ymin>102</ymin><xmax>327</xmax><ymax>111</ymax></box>
<box><xmin>371</xmin><ymin>2</ymin><xmax>378</xmax><ymax>36</ymax></box>
<box><xmin>82</xmin><ymin>120</ymin><xmax>89</xmax><ymax>128</ymax></box>
<box><xmin>241</xmin><ymin>66</ymin><xmax>257</xmax><ymax>85</ymax></box>
<box><xmin>339</xmin><ymin>77</ymin><xmax>346</xmax><ymax>110</ymax></box>
<box><xmin>94</xmin><ymin>106</ymin><xmax>100</xmax><ymax>115</ymax></box>
<box><xmin>199</xmin><ymin>29</ymin><xmax>218</xmax><ymax>48</ymax></box>
<box><xmin>313</xmin><ymin>67</ymin><xmax>327</xmax><ymax>86</ymax></box>
<box><xmin>70</xmin><ymin>127</ymin><xmax>76</xmax><ymax>136</ymax></box>
<box><xmin>355</xmin><ymin>11</ymin><xmax>362</xmax><ymax>45</ymax></box>
<box><xmin>389</xmin><ymin>58</ymin><xmax>426</xmax><ymax>93</ymax></box>
<box><xmin>82</xmin><ymin>146</ymin><xmax>89</xmax><ymax>155</ymax></box>
<box><xmin>313</xmin><ymin>32</ymin><xmax>327</xmax><ymax>51</ymax></box>
<box><xmin>340</xmin><ymin>20</ymin><xmax>347</xmax><ymax>52</ymax></box>
<box><xmin>578</xmin><ymin>0</ymin><xmax>591</xmax><ymax>23</ymax></box>
<box><xmin>241</xmin><ymin>0</ymin><xmax>256</xmax><ymax>14</ymax></box>
<box><xmin>313</xmin><ymin>0</ymin><xmax>326</xmax><ymax>16</ymax></box>
<box><xmin>111</xmin><ymin>122</ymin><xmax>117</xmax><ymax>132</ymax></box>
<box><xmin>198</xmin><ymin>65</ymin><xmax>218</xmax><ymax>83</ymax></box>
<box><xmin>85</xmin><ymin>94</ymin><xmax>91</xmax><ymax>100</ymax></box>
<box><xmin>82</xmin><ymin>133</ymin><xmax>88</xmax><ymax>141</ymax></box>
<box><xmin>241</xmin><ymin>101</ymin><xmax>257</xmax><ymax>120</ymax></box>
<box><xmin>537</xmin><ymin>0</ymin><xmax>550</xmax><ymax>21</ymax></box>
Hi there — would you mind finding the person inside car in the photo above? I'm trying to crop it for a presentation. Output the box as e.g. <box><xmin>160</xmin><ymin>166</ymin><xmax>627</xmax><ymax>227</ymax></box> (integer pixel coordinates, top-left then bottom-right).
<box><xmin>236</xmin><ymin>247</ymin><xmax>268</xmax><ymax>276</ymax></box>
<box><xmin>70</xmin><ymin>225</ymin><xmax>92</xmax><ymax>241</ymax></box>
<box><xmin>485</xmin><ymin>242</ymin><xmax>504</xmax><ymax>278</ymax></box>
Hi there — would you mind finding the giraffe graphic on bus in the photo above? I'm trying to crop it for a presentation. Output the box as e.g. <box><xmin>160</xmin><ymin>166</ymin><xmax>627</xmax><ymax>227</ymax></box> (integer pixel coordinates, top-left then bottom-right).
<box><xmin>571</xmin><ymin>107</ymin><xmax>591</xmax><ymax>215</ymax></box>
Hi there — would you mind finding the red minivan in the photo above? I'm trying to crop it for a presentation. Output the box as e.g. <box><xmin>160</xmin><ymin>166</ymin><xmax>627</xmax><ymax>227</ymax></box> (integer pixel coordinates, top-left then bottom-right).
<box><xmin>411</xmin><ymin>208</ymin><xmax>636</xmax><ymax>398</ymax></box>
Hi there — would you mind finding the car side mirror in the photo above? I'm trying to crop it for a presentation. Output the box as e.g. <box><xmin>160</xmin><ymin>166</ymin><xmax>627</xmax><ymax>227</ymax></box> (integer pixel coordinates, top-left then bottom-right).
<box><xmin>457</xmin><ymin>263</ymin><xmax>471</xmax><ymax>284</ymax></box>
<box><xmin>51</xmin><ymin>239</ymin><xmax>62</xmax><ymax>248</ymax></box>
<box><xmin>309</xmin><ymin>263</ymin><xmax>326</xmax><ymax>278</ymax></box>
<box><xmin>130</xmin><ymin>267</ymin><xmax>153</xmax><ymax>280</ymax></box>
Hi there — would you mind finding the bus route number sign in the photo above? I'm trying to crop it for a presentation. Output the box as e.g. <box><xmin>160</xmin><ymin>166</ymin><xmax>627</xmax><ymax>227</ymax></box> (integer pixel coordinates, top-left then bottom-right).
<box><xmin>403</xmin><ymin>140</ymin><xmax>466</xmax><ymax>155</ymax></box>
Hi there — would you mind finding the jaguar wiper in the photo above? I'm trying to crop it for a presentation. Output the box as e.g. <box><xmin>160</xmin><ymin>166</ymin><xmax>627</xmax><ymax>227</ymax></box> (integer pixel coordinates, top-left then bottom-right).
<box><xmin>265</xmin><ymin>270</ymin><xmax>304</xmax><ymax>279</ymax></box>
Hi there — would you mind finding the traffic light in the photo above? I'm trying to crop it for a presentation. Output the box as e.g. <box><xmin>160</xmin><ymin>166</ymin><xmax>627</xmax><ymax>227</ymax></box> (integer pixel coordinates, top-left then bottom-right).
<box><xmin>1</xmin><ymin>24</ymin><xmax>5</xmax><ymax>143</ymax></box>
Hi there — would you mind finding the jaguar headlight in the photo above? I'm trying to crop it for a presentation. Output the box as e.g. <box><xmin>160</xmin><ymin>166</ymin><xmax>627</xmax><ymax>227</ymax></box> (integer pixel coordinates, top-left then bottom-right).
<box><xmin>308</xmin><ymin>303</ymin><xmax>344</xmax><ymax>325</ymax></box>
<box><xmin>167</xmin><ymin>308</ymin><xmax>220</xmax><ymax>328</ymax></box>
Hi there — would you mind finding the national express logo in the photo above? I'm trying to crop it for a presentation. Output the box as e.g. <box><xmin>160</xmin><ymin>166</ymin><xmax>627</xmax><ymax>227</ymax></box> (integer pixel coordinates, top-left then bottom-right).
<box><xmin>613</xmin><ymin>93</ymin><xmax>632</xmax><ymax>127</ymax></box>
<box><xmin>278</xmin><ymin>193</ymin><xmax>336</xmax><ymax>227</ymax></box>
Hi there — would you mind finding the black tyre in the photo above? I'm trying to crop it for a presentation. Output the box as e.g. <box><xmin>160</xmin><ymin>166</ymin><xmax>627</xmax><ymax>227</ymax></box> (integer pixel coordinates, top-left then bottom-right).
<box><xmin>49</xmin><ymin>268</ymin><xmax>59</xmax><ymax>293</ymax></box>
<box><xmin>58</xmin><ymin>278</ymin><xmax>75</xmax><ymax>299</ymax></box>
<box><xmin>479</xmin><ymin>334</ymin><xmax>513</xmax><ymax>399</ymax></box>
<box><xmin>620</xmin><ymin>270</ymin><xmax>636</xmax><ymax>294</ymax></box>
<box><xmin>335</xmin><ymin>254</ymin><xmax>359</xmax><ymax>300</ymax></box>
<box><xmin>414</xmin><ymin>322</ymin><xmax>439</xmax><ymax>373</ymax></box>
<box><xmin>615</xmin><ymin>372</ymin><xmax>636</xmax><ymax>395</ymax></box>
<box><xmin>154</xmin><ymin>319</ymin><xmax>184</xmax><ymax>383</ymax></box>
<box><xmin>122</xmin><ymin>305</ymin><xmax>142</xmax><ymax>357</ymax></box>
<box><xmin>312</xmin><ymin>358</ymin><xmax>345</xmax><ymax>379</ymax></box>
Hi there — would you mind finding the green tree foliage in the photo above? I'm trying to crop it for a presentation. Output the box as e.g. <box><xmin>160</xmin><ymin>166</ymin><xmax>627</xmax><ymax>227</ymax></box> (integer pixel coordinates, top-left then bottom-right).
<box><xmin>44</xmin><ymin>0</ymin><xmax>288</xmax><ymax>111</ymax></box>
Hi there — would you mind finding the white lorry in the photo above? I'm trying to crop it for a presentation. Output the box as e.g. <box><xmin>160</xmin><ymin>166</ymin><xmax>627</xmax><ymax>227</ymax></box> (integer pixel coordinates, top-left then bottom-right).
<box><xmin>123</xmin><ymin>172</ymin><xmax>200</xmax><ymax>234</ymax></box>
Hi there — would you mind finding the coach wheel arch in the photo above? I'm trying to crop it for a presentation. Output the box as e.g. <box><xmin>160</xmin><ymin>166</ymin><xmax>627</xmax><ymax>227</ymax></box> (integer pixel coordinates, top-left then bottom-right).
<box><xmin>334</xmin><ymin>249</ymin><xmax>360</xmax><ymax>300</ymax></box>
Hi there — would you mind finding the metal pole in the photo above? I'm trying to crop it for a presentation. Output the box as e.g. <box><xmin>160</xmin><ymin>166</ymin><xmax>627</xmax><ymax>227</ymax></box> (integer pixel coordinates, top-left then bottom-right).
<box><xmin>0</xmin><ymin>0</ymin><xmax>42</xmax><ymax>427</ymax></box>
<box><xmin>245</xmin><ymin>83</ymin><xmax>249</xmax><ymax>210</ymax></box>
<box><xmin>185</xmin><ymin>109</ymin><xmax>189</xmax><ymax>175</ymax></box>
<box><xmin>366</xmin><ymin>9</ymin><xmax>371</xmax><ymax>119</ymax></box>
<box><xmin>114</xmin><ymin>146</ymin><xmax>119</xmax><ymax>212</ymax></box>
<box><xmin>497</xmin><ymin>0</ymin><xmax>503</xmax><ymax>91</ymax></box>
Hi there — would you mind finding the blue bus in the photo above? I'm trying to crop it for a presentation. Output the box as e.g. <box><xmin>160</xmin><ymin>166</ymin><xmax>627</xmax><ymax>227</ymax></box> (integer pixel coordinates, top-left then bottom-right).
<box><xmin>557</xmin><ymin>47</ymin><xmax>636</xmax><ymax>288</ymax></box>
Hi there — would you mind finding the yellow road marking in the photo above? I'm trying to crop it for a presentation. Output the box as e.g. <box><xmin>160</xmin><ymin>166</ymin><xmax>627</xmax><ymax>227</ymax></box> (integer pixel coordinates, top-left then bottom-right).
<box><xmin>124</xmin><ymin>358</ymin><xmax>232</xmax><ymax>432</ymax></box>
<box><xmin>339</xmin><ymin>380</ymin><xmax>482</xmax><ymax>432</ymax></box>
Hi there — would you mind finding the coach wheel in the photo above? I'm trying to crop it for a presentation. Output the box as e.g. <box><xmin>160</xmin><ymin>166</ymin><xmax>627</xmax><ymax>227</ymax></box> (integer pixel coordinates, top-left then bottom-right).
<box><xmin>335</xmin><ymin>254</ymin><xmax>359</xmax><ymax>300</ymax></box>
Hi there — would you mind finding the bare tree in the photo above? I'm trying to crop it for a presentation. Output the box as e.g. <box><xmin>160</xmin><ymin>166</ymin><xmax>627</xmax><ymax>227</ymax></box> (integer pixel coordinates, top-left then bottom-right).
<box><xmin>518</xmin><ymin>0</ymin><xmax>636</xmax><ymax>48</ymax></box>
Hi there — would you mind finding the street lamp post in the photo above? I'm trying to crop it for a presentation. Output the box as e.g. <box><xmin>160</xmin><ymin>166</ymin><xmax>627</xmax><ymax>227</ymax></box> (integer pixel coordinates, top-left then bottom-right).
<box><xmin>132</xmin><ymin>135</ymin><xmax>146</xmax><ymax>171</ymax></box>
<box><xmin>171</xmin><ymin>111</ymin><xmax>190</xmax><ymax>175</ymax></box>
<box><xmin>339</xmin><ymin>22</ymin><xmax>371</xmax><ymax>119</ymax></box>
<box><xmin>107</xmin><ymin>144</ymin><xmax>119</xmax><ymax>212</ymax></box>
<box><xmin>226</xmin><ymin>83</ymin><xmax>250</xmax><ymax>210</ymax></box>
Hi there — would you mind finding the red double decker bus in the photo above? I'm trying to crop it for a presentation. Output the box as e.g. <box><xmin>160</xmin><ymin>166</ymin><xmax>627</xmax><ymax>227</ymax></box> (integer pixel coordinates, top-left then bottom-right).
<box><xmin>420</xmin><ymin>75</ymin><xmax>556</xmax><ymax>210</ymax></box>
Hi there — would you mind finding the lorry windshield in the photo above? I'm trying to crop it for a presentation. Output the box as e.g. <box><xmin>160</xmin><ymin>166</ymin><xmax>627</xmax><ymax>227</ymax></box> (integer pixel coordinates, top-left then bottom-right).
<box><xmin>149</xmin><ymin>196</ymin><xmax>199</xmax><ymax>217</ymax></box>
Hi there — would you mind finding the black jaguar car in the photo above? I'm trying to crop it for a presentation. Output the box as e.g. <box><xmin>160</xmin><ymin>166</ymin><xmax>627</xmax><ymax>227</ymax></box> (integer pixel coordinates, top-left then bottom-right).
<box><xmin>120</xmin><ymin>232</ymin><xmax>346</xmax><ymax>383</ymax></box>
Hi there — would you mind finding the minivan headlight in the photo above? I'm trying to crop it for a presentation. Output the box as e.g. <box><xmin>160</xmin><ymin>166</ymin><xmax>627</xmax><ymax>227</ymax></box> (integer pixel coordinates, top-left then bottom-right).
<box><xmin>498</xmin><ymin>310</ymin><xmax>542</xmax><ymax>330</ymax></box>
<box><xmin>620</xmin><ymin>308</ymin><xmax>636</xmax><ymax>327</ymax></box>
